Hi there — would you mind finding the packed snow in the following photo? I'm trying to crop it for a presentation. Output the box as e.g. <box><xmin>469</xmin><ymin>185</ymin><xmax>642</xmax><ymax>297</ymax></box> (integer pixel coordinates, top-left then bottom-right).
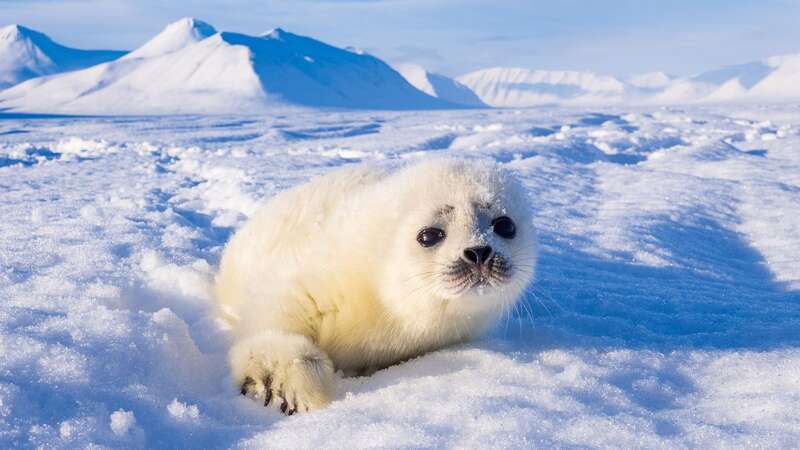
<box><xmin>1</xmin><ymin>104</ymin><xmax>800</xmax><ymax>448</ymax></box>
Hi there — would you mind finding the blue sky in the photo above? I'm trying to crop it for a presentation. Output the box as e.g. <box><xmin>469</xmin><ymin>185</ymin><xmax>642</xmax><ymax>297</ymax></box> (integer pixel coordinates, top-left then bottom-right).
<box><xmin>2</xmin><ymin>0</ymin><xmax>799</xmax><ymax>77</ymax></box>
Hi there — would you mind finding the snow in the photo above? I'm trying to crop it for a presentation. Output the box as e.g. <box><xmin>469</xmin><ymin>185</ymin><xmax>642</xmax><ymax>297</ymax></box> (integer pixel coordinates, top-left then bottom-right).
<box><xmin>2</xmin><ymin>18</ymin><xmax>800</xmax><ymax>113</ymax></box>
<box><xmin>1</xmin><ymin>105</ymin><xmax>800</xmax><ymax>448</ymax></box>
<box><xmin>457</xmin><ymin>67</ymin><xmax>627</xmax><ymax>107</ymax></box>
<box><xmin>692</xmin><ymin>61</ymin><xmax>775</xmax><ymax>89</ymax></box>
<box><xmin>122</xmin><ymin>17</ymin><xmax>216</xmax><ymax>60</ymax></box>
<box><xmin>395</xmin><ymin>63</ymin><xmax>485</xmax><ymax>107</ymax></box>
<box><xmin>626</xmin><ymin>72</ymin><xmax>674</xmax><ymax>90</ymax></box>
<box><xmin>457</xmin><ymin>55</ymin><xmax>800</xmax><ymax>107</ymax></box>
<box><xmin>0</xmin><ymin>24</ymin><xmax>125</xmax><ymax>89</ymax></box>
<box><xmin>109</xmin><ymin>409</ymin><xmax>136</xmax><ymax>436</ymax></box>
<box><xmin>650</xmin><ymin>54</ymin><xmax>800</xmax><ymax>105</ymax></box>
<box><xmin>166</xmin><ymin>399</ymin><xmax>201</xmax><ymax>421</ymax></box>
<box><xmin>747</xmin><ymin>54</ymin><xmax>800</xmax><ymax>101</ymax></box>
<box><xmin>0</xmin><ymin>19</ymin><xmax>449</xmax><ymax>114</ymax></box>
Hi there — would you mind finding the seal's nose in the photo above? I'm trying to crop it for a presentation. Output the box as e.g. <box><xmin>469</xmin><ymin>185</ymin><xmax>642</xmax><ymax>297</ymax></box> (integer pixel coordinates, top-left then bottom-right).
<box><xmin>462</xmin><ymin>245</ymin><xmax>493</xmax><ymax>266</ymax></box>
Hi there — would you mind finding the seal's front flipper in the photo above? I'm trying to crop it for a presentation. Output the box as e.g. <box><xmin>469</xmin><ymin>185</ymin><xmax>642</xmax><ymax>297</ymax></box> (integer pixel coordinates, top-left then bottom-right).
<box><xmin>231</xmin><ymin>330</ymin><xmax>335</xmax><ymax>414</ymax></box>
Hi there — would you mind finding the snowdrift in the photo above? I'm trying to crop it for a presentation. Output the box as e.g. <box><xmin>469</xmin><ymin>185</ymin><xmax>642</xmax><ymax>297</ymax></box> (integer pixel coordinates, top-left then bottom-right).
<box><xmin>0</xmin><ymin>24</ymin><xmax>125</xmax><ymax>89</ymax></box>
<box><xmin>0</xmin><ymin>19</ymin><xmax>451</xmax><ymax>114</ymax></box>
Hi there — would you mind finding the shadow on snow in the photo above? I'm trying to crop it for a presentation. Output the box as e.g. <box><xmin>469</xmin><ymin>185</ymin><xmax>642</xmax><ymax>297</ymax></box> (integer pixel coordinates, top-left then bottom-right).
<box><xmin>515</xmin><ymin>212</ymin><xmax>800</xmax><ymax>351</ymax></box>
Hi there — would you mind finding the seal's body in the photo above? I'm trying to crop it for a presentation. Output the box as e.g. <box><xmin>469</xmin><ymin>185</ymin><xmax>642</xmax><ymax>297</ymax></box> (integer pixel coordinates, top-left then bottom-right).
<box><xmin>216</xmin><ymin>159</ymin><xmax>537</xmax><ymax>413</ymax></box>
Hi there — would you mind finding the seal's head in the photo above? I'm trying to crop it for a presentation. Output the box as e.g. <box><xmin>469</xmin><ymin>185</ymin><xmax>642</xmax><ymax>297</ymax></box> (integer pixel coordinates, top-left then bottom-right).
<box><xmin>378</xmin><ymin>159</ymin><xmax>537</xmax><ymax>334</ymax></box>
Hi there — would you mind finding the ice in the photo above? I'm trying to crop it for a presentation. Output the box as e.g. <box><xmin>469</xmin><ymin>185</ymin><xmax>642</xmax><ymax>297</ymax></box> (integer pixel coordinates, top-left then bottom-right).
<box><xmin>1</xmin><ymin>106</ymin><xmax>799</xmax><ymax>448</ymax></box>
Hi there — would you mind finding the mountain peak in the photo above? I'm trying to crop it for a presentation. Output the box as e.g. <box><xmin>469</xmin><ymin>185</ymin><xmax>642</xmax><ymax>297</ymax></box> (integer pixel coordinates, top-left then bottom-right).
<box><xmin>0</xmin><ymin>24</ymin><xmax>125</xmax><ymax>89</ymax></box>
<box><xmin>0</xmin><ymin>24</ymin><xmax>22</xmax><ymax>39</ymax></box>
<box><xmin>169</xmin><ymin>17</ymin><xmax>216</xmax><ymax>36</ymax></box>
<box><xmin>261</xmin><ymin>27</ymin><xmax>287</xmax><ymax>40</ymax></box>
<box><xmin>0</xmin><ymin>19</ymin><xmax>450</xmax><ymax>113</ymax></box>
<box><xmin>124</xmin><ymin>17</ymin><xmax>216</xmax><ymax>59</ymax></box>
<box><xmin>0</xmin><ymin>24</ymin><xmax>42</xmax><ymax>43</ymax></box>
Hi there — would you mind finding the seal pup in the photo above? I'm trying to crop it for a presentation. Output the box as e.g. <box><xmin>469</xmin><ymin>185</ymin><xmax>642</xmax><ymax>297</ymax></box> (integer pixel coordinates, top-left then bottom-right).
<box><xmin>215</xmin><ymin>158</ymin><xmax>537</xmax><ymax>414</ymax></box>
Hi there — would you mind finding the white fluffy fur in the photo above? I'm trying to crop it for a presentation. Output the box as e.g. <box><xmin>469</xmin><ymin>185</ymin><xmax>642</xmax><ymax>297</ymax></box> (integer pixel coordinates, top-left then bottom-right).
<box><xmin>215</xmin><ymin>158</ymin><xmax>537</xmax><ymax>412</ymax></box>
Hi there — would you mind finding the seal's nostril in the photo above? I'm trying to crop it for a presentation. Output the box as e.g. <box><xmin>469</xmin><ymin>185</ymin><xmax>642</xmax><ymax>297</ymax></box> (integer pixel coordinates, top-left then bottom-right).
<box><xmin>463</xmin><ymin>245</ymin><xmax>493</xmax><ymax>266</ymax></box>
<box><xmin>463</xmin><ymin>248</ymin><xmax>478</xmax><ymax>264</ymax></box>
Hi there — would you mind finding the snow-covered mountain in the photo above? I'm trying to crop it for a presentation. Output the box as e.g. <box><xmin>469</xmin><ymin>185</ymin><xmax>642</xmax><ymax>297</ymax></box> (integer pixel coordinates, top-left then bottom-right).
<box><xmin>0</xmin><ymin>18</ymin><xmax>450</xmax><ymax>114</ymax></box>
<box><xmin>746</xmin><ymin>54</ymin><xmax>800</xmax><ymax>101</ymax></box>
<box><xmin>456</xmin><ymin>67</ymin><xmax>627</xmax><ymax>107</ymax></box>
<box><xmin>394</xmin><ymin>64</ymin><xmax>484</xmax><ymax>107</ymax></box>
<box><xmin>0</xmin><ymin>24</ymin><xmax>125</xmax><ymax>89</ymax></box>
<box><xmin>457</xmin><ymin>55</ymin><xmax>800</xmax><ymax>107</ymax></box>
<box><xmin>625</xmin><ymin>72</ymin><xmax>674</xmax><ymax>90</ymax></box>
<box><xmin>2</xmin><ymin>18</ymin><xmax>799</xmax><ymax>111</ymax></box>
<box><xmin>652</xmin><ymin>54</ymin><xmax>800</xmax><ymax>104</ymax></box>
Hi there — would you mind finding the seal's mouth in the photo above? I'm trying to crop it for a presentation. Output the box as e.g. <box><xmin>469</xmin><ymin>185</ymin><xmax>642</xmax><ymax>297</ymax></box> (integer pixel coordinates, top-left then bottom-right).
<box><xmin>443</xmin><ymin>253</ymin><xmax>513</xmax><ymax>294</ymax></box>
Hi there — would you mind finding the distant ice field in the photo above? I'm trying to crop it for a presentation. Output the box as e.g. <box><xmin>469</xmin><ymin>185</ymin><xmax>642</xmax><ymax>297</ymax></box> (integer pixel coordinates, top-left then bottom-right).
<box><xmin>1</xmin><ymin>106</ymin><xmax>799</xmax><ymax>448</ymax></box>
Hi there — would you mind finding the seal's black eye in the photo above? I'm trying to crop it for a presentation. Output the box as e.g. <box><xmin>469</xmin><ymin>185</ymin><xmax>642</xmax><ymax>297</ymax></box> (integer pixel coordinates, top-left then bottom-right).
<box><xmin>417</xmin><ymin>227</ymin><xmax>445</xmax><ymax>247</ymax></box>
<box><xmin>492</xmin><ymin>216</ymin><xmax>516</xmax><ymax>239</ymax></box>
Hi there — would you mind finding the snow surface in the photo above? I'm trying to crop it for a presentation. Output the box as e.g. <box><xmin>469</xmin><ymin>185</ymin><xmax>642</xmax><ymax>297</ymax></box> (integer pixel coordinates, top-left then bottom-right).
<box><xmin>395</xmin><ymin>63</ymin><xmax>485</xmax><ymax>107</ymax></box>
<box><xmin>1</xmin><ymin>105</ymin><xmax>800</xmax><ymax>448</ymax></box>
<box><xmin>0</xmin><ymin>19</ymin><xmax>450</xmax><ymax>114</ymax></box>
<box><xmin>0</xmin><ymin>24</ymin><xmax>125</xmax><ymax>89</ymax></box>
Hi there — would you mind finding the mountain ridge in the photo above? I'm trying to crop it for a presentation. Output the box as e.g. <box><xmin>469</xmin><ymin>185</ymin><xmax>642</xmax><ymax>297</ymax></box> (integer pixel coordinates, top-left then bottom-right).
<box><xmin>2</xmin><ymin>19</ymin><xmax>800</xmax><ymax>110</ymax></box>
<box><xmin>0</xmin><ymin>18</ymin><xmax>453</xmax><ymax>114</ymax></box>
<box><xmin>457</xmin><ymin>67</ymin><xmax>627</xmax><ymax>107</ymax></box>
<box><xmin>0</xmin><ymin>24</ymin><xmax>126</xmax><ymax>89</ymax></box>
